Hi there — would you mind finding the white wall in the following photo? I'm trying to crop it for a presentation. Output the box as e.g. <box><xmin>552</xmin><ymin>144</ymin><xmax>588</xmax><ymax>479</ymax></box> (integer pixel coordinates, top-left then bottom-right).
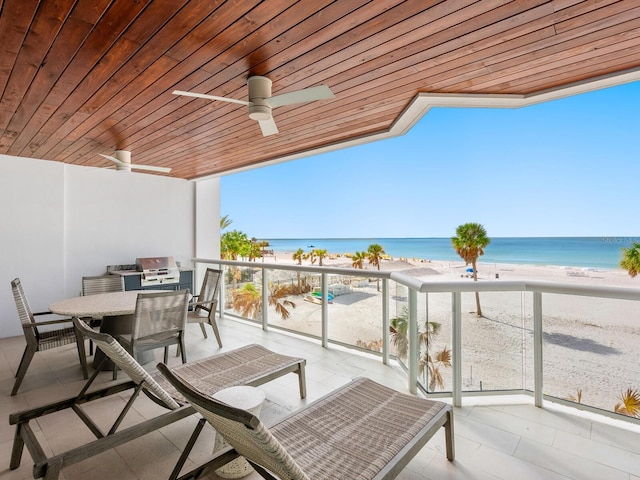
<box><xmin>0</xmin><ymin>154</ymin><xmax>201</xmax><ymax>338</ymax></box>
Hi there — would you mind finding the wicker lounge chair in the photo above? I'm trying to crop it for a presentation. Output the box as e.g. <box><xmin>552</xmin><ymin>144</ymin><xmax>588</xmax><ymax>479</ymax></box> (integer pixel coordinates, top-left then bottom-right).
<box><xmin>9</xmin><ymin>318</ymin><xmax>306</xmax><ymax>480</ymax></box>
<box><xmin>159</xmin><ymin>364</ymin><xmax>455</xmax><ymax>480</ymax></box>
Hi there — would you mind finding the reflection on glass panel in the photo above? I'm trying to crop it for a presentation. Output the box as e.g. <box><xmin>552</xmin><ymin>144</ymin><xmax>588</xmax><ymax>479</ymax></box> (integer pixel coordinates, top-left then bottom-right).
<box><xmin>266</xmin><ymin>269</ymin><xmax>322</xmax><ymax>338</ymax></box>
<box><xmin>460</xmin><ymin>291</ymin><xmax>528</xmax><ymax>392</ymax></box>
<box><xmin>543</xmin><ymin>294</ymin><xmax>640</xmax><ymax>417</ymax></box>
<box><xmin>222</xmin><ymin>266</ymin><xmax>260</xmax><ymax>321</ymax></box>
<box><xmin>327</xmin><ymin>274</ymin><xmax>385</xmax><ymax>352</ymax></box>
<box><xmin>390</xmin><ymin>282</ymin><xmax>409</xmax><ymax>370</ymax></box>
<box><xmin>420</xmin><ymin>292</ymin><xmax>453</xmax><ymax>393</ymax></box>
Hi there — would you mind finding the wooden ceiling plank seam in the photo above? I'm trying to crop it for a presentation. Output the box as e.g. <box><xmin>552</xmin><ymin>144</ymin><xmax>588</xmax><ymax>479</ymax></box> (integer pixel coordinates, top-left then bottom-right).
<box><xmin>269</xmin><ymin>0</ymin><xmax>549</xmax><ymax>102</ymax></box>
<box><xmin>28</xmin><ymin>0</ymin><xmax>163</xmax><ymax>159</ymax></box>
<box><xmin>0</xmin><ymin>0</ymin><xmax>40</xmax><ymax>106</ymax></box>
<box><xmin>470</xmin><ymin>22</ymin><xmax>640</xmax><ymax>88</ymax></box>
<box><xmin>0</xmin><ymin>0</ymin><xmax>77</xmax><ymax>136</ymax></box>
<box><xmin>403</xmin><ymin>11</ymin><xmax>640</xmax><ymax>92</ymax></box>
<box><xmin>552</xmin><ymin>0</ymin><xmax>622</xmax><ymax>26</ymax></box>
<box><xmin>443</xmin><ymin>35</ymin><xmax>640</xmax><ymax>93</ymax></box>
<box><xmin>491</xmin><ymin>44</ymin><xmax>640</xmax><ymax>93</ymax></box>
<box><xmin>480</xmin><ymin>8</ymin><xmax>640</xmax><ymax>69</ymax></box>
<box><xmin>487</xmin><ymin>49</ymin><xmax>640</xmax><ymax>93</ymax></box>
<box><xmin>274</xmin><ymin>0</ymin><xmax>481</xmax><ymax>89</ymax></box>
<box><xmin>308</xmin><ymin>4</ymin><xmax>559</xmax><ymax>107</ymax></box>
<box><xmin>7</xmin><ymin>0</ymin><xmax>114</xmax><ymax>156</ymax></box>
<box><xmin>554</xmin><ymin>0</ymin><xmax>636</xmax><ymax>34</ymax></box>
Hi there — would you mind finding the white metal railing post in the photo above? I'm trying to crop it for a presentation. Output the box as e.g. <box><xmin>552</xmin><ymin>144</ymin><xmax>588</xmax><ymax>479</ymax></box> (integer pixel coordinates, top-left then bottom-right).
<box><xmin>452</xmin><ymin>292</ymin><xmax>462</xmax><ymax>407</ymax></box>
<box><xmin>219</xmin><ymin>265</ymin><xmax>225</xmax><ymax>320</ymax></box>
<box><xmin>262</xmin><ymin>268</ymin><xmax>269</xmax><ymax>331</ymax></box>
<box><xmin>382</xmin><ymin>278</ymin><xmax>389</xmax><ymax>365</ymax></box>
<box><xmin>533</xmin><ymin>291</ymin><xmax>543</xmax><ymax>407</ymax></box>
<box><xmin>321</xmin><ymin>272</ymin><xmax>328</xmax><ymax>348</ymax></box>
<box><xmin>408</xmin><ymin>287</ymin><xmax>418</xmax><ymax>395</ymax></box>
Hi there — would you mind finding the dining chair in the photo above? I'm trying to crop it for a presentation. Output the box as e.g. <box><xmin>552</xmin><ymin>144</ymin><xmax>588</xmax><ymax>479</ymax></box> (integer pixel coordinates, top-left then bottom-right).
<box><xmin>188</xmin><ymin>267</ymin><xmax>222</xmax><ymax>347</ymax></box>
<box><xmin>10</xmin><ymin>278</ymin><xmax>88</xmax><ymax>396</ymax></box>
<box><xmin>115</xmin><ymin>289</ymin><xmax>189</xmax><ymax>379</ymax></box>
<box><xmin>81</xmin><ymin>275</ymin><xmax>125</xmax><ymax>354</ymax></box>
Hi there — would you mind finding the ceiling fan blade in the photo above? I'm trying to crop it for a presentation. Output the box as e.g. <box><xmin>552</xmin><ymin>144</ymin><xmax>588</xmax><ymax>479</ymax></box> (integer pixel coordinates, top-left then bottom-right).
<box><xmin>258</xmin><ymin>117</ymin><xmax>279</xmax><ymax>136</ymax></box>
<box><xmin>172</xmin><ymin>90</ymin><xmax>250</xmax><ymax>106</ymax></box>
<box><xmin>130</xmin><ymin>164</ymin><xmax>172</xmax><ymax>173</ymax></box>
<box><xmin>99</xmin><ymin>154</ymin><xmax>125</xmax><ymax>167</ymax></box>
<box><xmin>266</xmin><ymin>85</ymin><xmax>334</xmax><ymax>108</ymax></box>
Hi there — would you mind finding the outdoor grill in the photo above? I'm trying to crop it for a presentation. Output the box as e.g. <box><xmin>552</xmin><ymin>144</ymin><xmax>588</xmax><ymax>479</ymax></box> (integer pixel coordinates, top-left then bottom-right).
<box><xmin>136</xmin><ymin>256</ymin><xmax>180</xmax><ymax>287</ymax></box>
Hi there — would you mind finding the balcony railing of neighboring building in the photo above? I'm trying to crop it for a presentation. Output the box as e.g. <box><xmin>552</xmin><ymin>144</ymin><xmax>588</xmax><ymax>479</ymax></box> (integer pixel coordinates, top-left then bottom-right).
<box><xmin>193</xmin><ymin>258</ymin><xmax>640</xmax><ymax>426</ymax></box>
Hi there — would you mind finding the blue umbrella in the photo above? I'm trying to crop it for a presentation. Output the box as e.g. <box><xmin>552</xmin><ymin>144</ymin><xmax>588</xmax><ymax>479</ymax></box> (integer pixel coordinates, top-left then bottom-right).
<box><xmin>466</xmin><ymin>267</ymin><xmax>474</xmax><ymax>273</ymax></box>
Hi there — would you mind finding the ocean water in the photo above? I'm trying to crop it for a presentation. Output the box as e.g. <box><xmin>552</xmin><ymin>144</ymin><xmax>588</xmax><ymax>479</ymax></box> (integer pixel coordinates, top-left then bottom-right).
<box><xmin>263</xmin><ymin>237</ymin><xmax>640</xmax><ymax>270</ymax></box>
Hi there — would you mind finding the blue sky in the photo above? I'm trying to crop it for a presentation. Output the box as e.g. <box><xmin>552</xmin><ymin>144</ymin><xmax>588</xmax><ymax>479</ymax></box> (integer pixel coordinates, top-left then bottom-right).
<box><xmin>221</xmin><ymin>81</ymin><xmax>638</xmax><ymax>239</ymax></box>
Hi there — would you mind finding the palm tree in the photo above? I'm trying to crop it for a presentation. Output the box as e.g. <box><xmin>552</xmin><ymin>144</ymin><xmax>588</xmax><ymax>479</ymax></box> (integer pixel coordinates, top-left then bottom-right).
<box><xmin>232</xmin><ymin>282</ymin><xmax>296</xmax><ymax>321</ymax></box>
<box><xmin>314</xmin><ymin>249</ymin><xmax>327</xmax><ymax>266</ymax></box>
<box><xmin>304</xmin><ymin>250</ymin><xmax>317</xmax><ymax>265</ymax></box>
<box><xmin>292</xmin><ymin>248</ymin><xmax>304</xmax><ymax>265</ymax></box>
<box><xmin>367</xmin><ymin>243</ymin><xmax>385</xmax><ymax>291</ymax></box>
<box><xmin>451</xmin><ymin>222</ymin><xmax>490</xmax><ymax>316</ymax></box>
<box><xmin>292</xmin><ymin>248</ymin><xmax>304</xmax><ymax>292</ymax></box>
<box><xmin>220</xmin><ymin>214</ymin><xmax>233</xmax><ymax>230</ymax></box>
<box><xmin>620</xmin><ymin>242</ymin><xmax>640</xmax><ymax>277</ymax></box>
<box><xmin>351</xmin><ymin>251</ymin><xmax>366</xmax><ymax>269</ymax></box>
<box><xmin>389</xmin><ymin>306</ymin><xmax>450</xmax><ymax>391</ymax></box>
<box><xmin>614</xmin><ymin>388</ymin><xmax>640</xmax><ymax>417</ymax></box>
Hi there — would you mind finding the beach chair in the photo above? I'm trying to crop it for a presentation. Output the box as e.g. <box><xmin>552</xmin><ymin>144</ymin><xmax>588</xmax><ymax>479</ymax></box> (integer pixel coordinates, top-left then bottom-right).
<box><xmin>9</xmin><ymin>318</ymin><xmax>306</xmax><ymax>480</ymax></box>
<box><xmin>159</xmin><ymin>363</ymin><xmax>455</xmax><ymax>480</ymax></box>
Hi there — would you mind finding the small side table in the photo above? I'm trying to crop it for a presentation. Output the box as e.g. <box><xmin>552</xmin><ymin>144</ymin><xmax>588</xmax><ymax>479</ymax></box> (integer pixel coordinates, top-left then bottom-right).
<box><xmin>212</xmin><ymin>386</ymin><xmax>266</xmax><ymax>479</ymax></box>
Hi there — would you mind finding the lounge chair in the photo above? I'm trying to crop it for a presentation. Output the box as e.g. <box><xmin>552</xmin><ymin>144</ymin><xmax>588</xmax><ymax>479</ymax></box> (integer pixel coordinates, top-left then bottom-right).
<box><xmin>158</xmin><ymin>363</ymin><xmax>455</xmax><ymax>480</ymax></box>
<box><xmin>9</xmin><ymin>318</ymin><xmax>306</xmax><ymax>480</ymax></box>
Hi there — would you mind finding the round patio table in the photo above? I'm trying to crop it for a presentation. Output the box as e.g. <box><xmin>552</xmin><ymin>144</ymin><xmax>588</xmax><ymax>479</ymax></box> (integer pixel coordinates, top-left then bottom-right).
<box><xmin>50</xmin><ymin>291</ymin><xmax>155</xmax><ymax>369</ymax></box>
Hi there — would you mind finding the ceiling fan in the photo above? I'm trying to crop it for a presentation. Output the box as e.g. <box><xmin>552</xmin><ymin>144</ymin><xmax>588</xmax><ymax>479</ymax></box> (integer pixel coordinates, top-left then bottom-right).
<box><xmin>99</xmin><ymin>150</ymin><xmax>171</xmax><ymax>173</ymax></box>
<box><xmin>172</xmin><ymin>76</ymin><xmax>334</xmax><ymax>136</ymax></box>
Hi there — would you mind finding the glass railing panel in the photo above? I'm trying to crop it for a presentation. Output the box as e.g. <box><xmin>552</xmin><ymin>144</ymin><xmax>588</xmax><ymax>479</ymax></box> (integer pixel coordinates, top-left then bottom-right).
<box><xmin>418</xmin><ymin>292</ymin><xmax>453</xmax><ymax>394</ymax></box>
<box><xmin>542</xmin><ymin>294</ymin><xmax>640</xmax><ymax>417</ymax></box>
<box><xmin>460</xmin><ymin>291</ymin><xmax>530</xmax><ymax>392</ymax></box>
<box><xmin>264</xmin><ymin>269</ymin><xmax>322</xmax><ymax>338</ymax></box>
<box><xmin>390</xmin><ymin>281</ymin><xmax>409</xmax><ymax>370</ymax></box>
<box><xmin>326</xmin><ymin>274</ymin><xmax>386</xmax><ymax>353</ymax></box>
<box><xmin>221</xmin><ymin>265</ymin><xmax>261</xmax><ymax>322</ymax></box>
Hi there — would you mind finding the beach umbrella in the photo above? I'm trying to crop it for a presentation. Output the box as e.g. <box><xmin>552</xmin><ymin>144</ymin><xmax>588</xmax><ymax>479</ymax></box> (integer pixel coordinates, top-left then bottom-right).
<box><xmin>466</xmin><ymin>267</ymin><xmax>474</xmax><ymax>273</ymax></box>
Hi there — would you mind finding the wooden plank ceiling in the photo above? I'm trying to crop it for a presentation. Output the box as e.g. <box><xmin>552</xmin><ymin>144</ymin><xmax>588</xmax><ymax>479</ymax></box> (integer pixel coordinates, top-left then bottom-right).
<box><xmin>0</xmin><ymin>0</ymin><xmax>638</xmax><ymax>179</ymax></box>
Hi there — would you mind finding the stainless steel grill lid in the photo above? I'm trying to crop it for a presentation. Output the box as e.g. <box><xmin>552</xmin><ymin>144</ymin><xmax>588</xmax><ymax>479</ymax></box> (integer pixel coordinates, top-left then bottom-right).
<box><xmin>136</xmin><ymin>256</ymin><xmax>180</xmax><ymax>286</ymax></box>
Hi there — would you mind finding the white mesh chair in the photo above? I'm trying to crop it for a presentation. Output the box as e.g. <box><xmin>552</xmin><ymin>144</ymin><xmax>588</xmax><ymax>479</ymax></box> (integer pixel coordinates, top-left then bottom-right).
<box><xmin>9</xmin><ymin>318</ymin><xmax>307</xmax><ymax>480</ymax></box>
<box><xmin>158</xmin><ymin>365</ymin><xmax>454</xmax><ymax>480</ymax></box>
<box><xmin>115</xmin><ymin>289</ymin><xmax>189</xmax><ymax>379</ymax></box>
<box><xmin>10</xmin><ymin>278</ymin><xmax>88</xmax><ymax>395</ymax></box>
<box><xmin>188</xmin><ymin>267</ymin><xmax>222</xmax><ymax>346</ymax></box>
<box><xmin>81</xmin><ymin>274</ymin><xmax>125</xmax><ymax>354</ymax></box>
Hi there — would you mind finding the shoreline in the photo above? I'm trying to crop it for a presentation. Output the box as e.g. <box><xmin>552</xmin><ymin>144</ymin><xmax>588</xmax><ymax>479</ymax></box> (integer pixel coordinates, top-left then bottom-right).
<box><xmin>258</xmin><ymin>251</ymin><xmax>637</xmax><ymax>288</ymax></box>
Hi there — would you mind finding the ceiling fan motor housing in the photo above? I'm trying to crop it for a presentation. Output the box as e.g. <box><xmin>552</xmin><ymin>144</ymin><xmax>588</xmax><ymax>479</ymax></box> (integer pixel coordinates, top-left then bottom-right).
<box><xmin>247</xmin><ymin>76</ymin><xmax>273</xmax><ymax>121</ymax></box>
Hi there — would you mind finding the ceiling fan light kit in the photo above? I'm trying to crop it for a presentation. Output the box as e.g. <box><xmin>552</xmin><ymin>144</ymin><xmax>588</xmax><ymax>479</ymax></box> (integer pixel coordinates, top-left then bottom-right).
<box><xmin>173</xmin><ymin>75</ymin><xmax>334</xmax><ymax>136</ymax></box>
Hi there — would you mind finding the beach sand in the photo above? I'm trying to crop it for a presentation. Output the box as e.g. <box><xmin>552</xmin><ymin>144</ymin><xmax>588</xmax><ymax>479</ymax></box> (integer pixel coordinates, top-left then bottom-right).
<box><xmin>232</xmin><ymin>253</ymin><xmax>640</xmax><ymax>414</ymax></box>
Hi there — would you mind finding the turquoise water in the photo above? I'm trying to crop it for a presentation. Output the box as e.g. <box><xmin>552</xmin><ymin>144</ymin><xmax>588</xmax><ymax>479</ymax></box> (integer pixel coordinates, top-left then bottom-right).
<box><xmin>263</xmin><ymin>237</ymin><xmax>639</xmax><ymax>269</ymax></box>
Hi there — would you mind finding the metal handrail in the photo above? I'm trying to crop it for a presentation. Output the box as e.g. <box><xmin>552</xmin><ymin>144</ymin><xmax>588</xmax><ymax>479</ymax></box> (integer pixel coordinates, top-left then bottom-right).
<box><xmin>194</xmin><ymin>257</ymin><xmax>640</xmax><ymax>425</ymax></box>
